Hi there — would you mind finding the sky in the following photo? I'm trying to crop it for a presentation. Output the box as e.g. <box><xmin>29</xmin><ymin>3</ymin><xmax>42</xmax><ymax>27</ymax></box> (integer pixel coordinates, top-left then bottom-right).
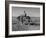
<box><xmin>12</xmin><ymin>7</ymin><xmax>40</xmax><ymax>17</ymax></box>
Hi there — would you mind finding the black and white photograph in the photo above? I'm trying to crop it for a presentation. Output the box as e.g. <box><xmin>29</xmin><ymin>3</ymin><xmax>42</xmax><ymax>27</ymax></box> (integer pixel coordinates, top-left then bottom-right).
<box><xmin>12</xmin><ymin>7</ymin><xmax>40</xmax><ymax>31</ymax></box>
<box><xmin>5</xmin><ymin>1</ymin><xmax>45</xmax><ymax>37</ymax></box>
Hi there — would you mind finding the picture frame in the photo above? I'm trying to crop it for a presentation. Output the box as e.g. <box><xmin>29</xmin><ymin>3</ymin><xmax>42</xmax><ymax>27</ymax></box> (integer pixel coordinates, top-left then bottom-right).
<box><xmin>5</xmin><ymin>1</ymin><xmax>45</xmax><ymax>37</ymax></box>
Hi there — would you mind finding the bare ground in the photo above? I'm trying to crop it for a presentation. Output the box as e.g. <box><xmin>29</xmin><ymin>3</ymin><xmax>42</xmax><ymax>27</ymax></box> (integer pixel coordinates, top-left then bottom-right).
<box><xmin>12</xmin><ymin>24</ymin><xmax>40</xmax><ymax>31</ymax></box>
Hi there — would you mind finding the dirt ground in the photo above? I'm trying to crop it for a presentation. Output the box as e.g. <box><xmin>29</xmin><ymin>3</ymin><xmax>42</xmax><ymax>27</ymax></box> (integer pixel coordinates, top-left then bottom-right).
<box><xmin>12</xmin><ymin>24</ymin><xmax>40</xmax><ymax>31</ymax></box>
